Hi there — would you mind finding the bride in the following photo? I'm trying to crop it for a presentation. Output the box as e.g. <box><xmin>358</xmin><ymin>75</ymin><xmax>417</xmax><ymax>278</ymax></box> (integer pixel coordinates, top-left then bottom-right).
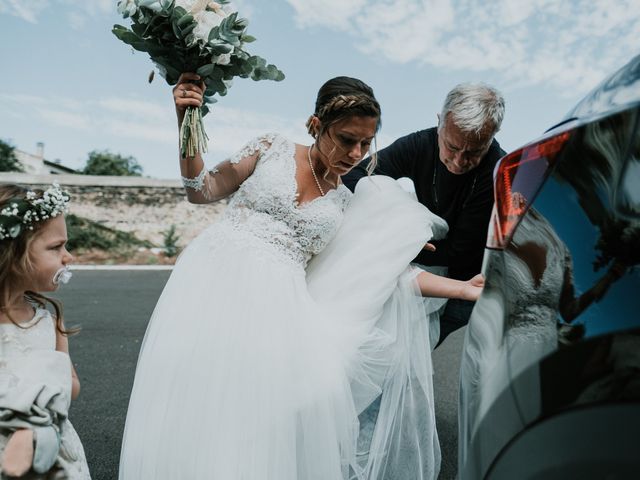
<box><xmin>119</xmin><ymin>74</ymin><xmax>483</xmax><ymax>480</ymax></box>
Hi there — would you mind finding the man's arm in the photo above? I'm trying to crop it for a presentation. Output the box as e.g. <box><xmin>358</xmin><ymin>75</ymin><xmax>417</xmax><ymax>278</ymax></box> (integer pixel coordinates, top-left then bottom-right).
<box><xmin>342</xmin><ymin>132</ymin><xmax>421</xmax><ymax>191</ymax></box>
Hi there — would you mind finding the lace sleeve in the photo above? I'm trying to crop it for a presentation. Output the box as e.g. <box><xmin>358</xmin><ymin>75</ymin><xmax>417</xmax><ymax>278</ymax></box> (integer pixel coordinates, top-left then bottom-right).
<box><xmin>181</xmin><ymin>133</ymin><xmax>279</xmax><ymax>203</ymax></box>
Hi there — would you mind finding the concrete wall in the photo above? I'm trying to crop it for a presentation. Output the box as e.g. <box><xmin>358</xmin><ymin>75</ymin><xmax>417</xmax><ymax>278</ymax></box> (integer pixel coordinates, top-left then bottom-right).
<box><xmin>0</xmin><ymin>173</ymin><xmax>225</xmax><ymax>246</ymax></box>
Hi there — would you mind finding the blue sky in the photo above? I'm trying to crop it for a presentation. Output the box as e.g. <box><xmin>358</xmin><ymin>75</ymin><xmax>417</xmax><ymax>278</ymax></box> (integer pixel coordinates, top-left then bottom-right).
<box><xmin>1</xmin><ymin>0</ymin><xmax>639</xmax><ymax>179</ymax></box>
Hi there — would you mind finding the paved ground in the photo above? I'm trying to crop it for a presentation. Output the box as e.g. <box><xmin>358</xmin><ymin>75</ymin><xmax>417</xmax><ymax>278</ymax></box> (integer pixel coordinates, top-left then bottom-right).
<box><xmin>54</xmin><ymin>270</ymin><xmax>465</xmax><ymax>480</ymax></box>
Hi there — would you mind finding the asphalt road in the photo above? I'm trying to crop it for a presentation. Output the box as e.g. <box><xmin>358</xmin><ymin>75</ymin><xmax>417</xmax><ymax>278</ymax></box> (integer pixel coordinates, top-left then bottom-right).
<box><xmin>53</xmin><ymin>270</ymin><xmax>465</xmax><ymax>480</ymax></box>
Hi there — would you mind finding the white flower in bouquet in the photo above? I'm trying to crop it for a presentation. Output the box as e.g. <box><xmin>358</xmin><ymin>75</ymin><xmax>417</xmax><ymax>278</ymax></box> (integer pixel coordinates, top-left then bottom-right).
<box><xmin>192</xmin><ymin>9</ymin><xmax>227</xmax><ymax>43</ymax></box>
<box><xmin>138</xmin><ymin>0</ymin><xmax>164</xmax><ymax>13</ymax></box>
<box><xmin>216</xmin><ymin>52</ymin><xmax>231</xmax><ymax>65</ymax></box>
<box><xmin>113</xmin><ymin>0</ymin><xmax>284</xmax><ymax>158</ymax></box>
<box><xmin>117</xmin><ymin>0</ymin><xmax>138</xmax><ymax>17</ymax></box>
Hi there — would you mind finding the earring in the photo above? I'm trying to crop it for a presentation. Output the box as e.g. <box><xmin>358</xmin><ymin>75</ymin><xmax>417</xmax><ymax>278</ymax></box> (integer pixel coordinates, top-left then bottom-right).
<box><xmin>306</xmin><ymin>115</ymin><xmax>319</xmax><ymax>139</ymax></box>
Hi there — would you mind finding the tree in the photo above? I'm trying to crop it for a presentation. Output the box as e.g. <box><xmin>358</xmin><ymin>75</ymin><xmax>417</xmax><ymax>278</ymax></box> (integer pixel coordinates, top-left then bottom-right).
<box><xmin>82</xmin><ymin>150</ymin><xmax>143</xmax><ymax>176</ymax></box>
<box><xmin>0</xmin><ymin>139</ymin><xmax>23</xmax><ymax>172</ymax></box>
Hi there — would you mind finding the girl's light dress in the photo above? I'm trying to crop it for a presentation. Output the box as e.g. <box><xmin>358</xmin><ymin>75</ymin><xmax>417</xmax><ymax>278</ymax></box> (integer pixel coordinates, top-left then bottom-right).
<box><xmin>0</xmin><ymin>309</ymin><xmax>91</xmax><ymax>479</ymax></box>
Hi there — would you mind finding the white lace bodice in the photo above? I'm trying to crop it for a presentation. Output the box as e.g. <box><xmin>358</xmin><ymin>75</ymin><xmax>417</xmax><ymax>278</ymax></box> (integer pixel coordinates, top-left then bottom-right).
<box><xmin>221</xmin><ymin>134</ymin><xmax>352</xmax><ymax>267</ymax></box>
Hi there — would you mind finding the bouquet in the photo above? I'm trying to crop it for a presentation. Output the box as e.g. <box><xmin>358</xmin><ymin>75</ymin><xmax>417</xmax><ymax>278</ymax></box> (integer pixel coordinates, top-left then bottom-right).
<box><xmin>113</xmin><ymin>0</ymin><xmax>285</xmax><ymax>157</ymax></box>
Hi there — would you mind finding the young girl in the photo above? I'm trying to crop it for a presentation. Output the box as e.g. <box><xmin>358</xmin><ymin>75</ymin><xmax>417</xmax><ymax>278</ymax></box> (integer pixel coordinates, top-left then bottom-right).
<box><xmin>0</xmin><ymin>184</ymin><xmax>90</xmax><ymax>479</ymax></box>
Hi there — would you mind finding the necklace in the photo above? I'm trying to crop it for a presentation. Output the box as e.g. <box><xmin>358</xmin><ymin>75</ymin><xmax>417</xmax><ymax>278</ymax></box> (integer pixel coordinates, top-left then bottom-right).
<box><xmin>432</xmin><ymin>162</ymin><xmax>478</xmax><ymax>210</ymax></box>
<box><xmin>307</xmin><ymin>145</ymin><xmax>325</xmax><ymax>196</ymax></box>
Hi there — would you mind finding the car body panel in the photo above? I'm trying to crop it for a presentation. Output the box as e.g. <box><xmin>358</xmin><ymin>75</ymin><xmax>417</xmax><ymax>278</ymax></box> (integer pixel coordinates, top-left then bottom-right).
<box><xmin>459</xmin><ymin>53</ymin><xmax>640</xmax><ymax>479</ymax></box>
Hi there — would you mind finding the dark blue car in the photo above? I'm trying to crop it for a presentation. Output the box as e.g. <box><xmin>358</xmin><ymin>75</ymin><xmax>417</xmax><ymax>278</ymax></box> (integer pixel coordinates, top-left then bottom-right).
<box><xmin>458</xmin><ymin>54</ymin><xmax>640</xmax><ymax>479</ymax></box>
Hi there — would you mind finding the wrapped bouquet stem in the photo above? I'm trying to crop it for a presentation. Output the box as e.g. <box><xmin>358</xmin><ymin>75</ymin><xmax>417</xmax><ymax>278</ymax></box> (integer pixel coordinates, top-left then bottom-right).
<box><xmin>113</xmin><ymin>0</ymin><xmax>285</xmax><ymax>157</ymax></box>
<box><xmin>180</xmin><ymin>102</ymin><xmax>209</xmax><ymax>157</ymax></box>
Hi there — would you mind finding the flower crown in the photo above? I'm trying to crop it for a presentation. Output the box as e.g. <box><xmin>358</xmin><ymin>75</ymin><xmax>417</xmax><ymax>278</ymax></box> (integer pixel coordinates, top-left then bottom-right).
<box><xmin>0</xmin><ymin>184</ymin><xmax>70</xmax><ymax>241</ymax></box>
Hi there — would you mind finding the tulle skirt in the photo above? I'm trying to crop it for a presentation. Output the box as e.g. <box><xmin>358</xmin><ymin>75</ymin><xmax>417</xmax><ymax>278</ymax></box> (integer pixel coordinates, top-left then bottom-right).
<box><xmin>120</xmin><ymin>176</ymin><xmax>443</xmax><ymax>480</ymax></box>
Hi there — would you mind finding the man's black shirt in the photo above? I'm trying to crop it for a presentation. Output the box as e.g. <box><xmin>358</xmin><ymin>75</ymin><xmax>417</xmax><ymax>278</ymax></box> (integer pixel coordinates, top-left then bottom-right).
<box><xmin>342</xmin><ymin>127</ymin><xmax>505</xmax><ymax>281</ymax></box>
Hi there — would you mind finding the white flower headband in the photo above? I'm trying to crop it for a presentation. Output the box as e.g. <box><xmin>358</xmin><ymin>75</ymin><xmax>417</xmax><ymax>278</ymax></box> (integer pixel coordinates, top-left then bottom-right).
<box><xmin>0</xmin><ymin>184</ymin><xmax>70</xmax><ymax>241</ymax></box>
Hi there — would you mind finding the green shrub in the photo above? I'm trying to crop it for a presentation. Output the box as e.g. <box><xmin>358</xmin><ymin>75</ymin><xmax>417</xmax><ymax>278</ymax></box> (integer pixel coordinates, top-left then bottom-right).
<box><xmin>66</xmin><ymin>214</ymin><xmax>152</xmax><ymax>251</ymax></box>
<box><xmin>163</xmin><ymin>224</ymin><xmax>180</xmax><ymax>257</ymax></box>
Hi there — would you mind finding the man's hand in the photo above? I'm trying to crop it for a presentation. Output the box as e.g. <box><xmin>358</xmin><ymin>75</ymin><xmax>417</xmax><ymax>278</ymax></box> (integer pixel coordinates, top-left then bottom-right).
<box><xmin>423</xmin><ymin>242</ymin><xmax>436</xmax><ymax>252</ymax></box>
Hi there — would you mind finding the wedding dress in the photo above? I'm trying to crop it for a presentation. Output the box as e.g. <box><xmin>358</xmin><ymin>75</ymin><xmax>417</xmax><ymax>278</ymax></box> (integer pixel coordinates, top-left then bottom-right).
<box><xmin>119</xmin><ymin>134</ymin><xmax>443</xmax><ymax>480</ymax></box>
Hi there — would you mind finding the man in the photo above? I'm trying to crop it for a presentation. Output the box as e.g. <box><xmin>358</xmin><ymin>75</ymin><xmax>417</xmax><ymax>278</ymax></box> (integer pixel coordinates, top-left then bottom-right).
<box><xmin>343</xmin><ymin>83</ymin><xmax>506</xmax><ymax>346</ymax></box>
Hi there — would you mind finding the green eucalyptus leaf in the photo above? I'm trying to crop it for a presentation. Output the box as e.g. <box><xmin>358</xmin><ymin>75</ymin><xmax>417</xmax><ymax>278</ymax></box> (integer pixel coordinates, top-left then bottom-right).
<box><xmin>218</xmin><ymin>33</ymin><xmax>240</xmax><ymax>46</ymax></box>
<box><xmin>171</xmin><ymin>19</ymin><xmax>181</xmax><ymax>38</ymax></box>
<box><xmin>207</xmin><ymin>78</ymin><xmax>227</xmax><ymax>94</ymax></box>
<box><xmin>179</xmin><ymin>22</ymin><xmax>196</xmax><ymax>37</ymax></box>
<box><xmin>176</xmin><ymin>13</ymin><xmax>193</xmax><ymax>28</ymax></box>
<box><xmin>132</xmin><ymin>23</ymin><xmax>147</xmax><ymax>36</ymax></box>
<box><xmin>209</xmin><ymin>42</ymin><xmax>233</xmax><ymax>55</ymax></box>
<box><xmin>205</xmin><ymin>67</ymin><xmax>224</xmax><ymax>80</ymax></box>
<box><xmin>170</xmin><ymin>5</ymin><xmax>187</xmax><ymax>25</ymax></box>
<box><xmin>222</xmin><ymin>11</ymin><xmax>238</xmax><ymax>27</ymax></box>
<box><xmin>248</xmin><ymin>55</ymin><xmax>266</xmax><ymax>68</ymax></box>
<box><xmin>240</xmin><ymin>34</ymin><xmax>256</xmax><ymax>43</ymax></box>
<box><xmin>196</xmin><ymin>63</ymin><xmax>215</xmax><ymax>76</ymax></box>
<box><xmin>208</xmin><ymin>26</ymin><xmax>220</xmax><ymax>41</ymax></box>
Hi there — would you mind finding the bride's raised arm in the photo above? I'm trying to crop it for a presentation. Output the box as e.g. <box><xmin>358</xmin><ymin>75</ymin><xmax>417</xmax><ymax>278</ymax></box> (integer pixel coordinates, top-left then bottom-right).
<box><xmin>173</xmin><ymin>73</ymin><xmax>261</xmax><ymax>204</ymax></box>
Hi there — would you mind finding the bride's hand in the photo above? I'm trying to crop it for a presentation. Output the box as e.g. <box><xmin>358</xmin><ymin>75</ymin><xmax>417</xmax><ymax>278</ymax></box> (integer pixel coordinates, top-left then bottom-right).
<box><xmin>173</xmin><ymin>73</ymin><xmax>205</xmax><ymax>124</ymax></box>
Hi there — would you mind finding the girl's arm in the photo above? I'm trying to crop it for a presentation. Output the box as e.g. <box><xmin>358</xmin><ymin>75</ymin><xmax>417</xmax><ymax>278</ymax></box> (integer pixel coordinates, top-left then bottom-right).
<box><xmin>174</xmin><ymin>73</ymin><xmax>262</xmax><ymax>204</ymax></box>
<box><xmin>416</xmin><ymin>271</ymin><xmax>484</xmax><ymax>302</ymax></box>
<box><xmin>55</xmin><ymin>329</ymin><xmax>80</xmax><ymax>400</ymax></box>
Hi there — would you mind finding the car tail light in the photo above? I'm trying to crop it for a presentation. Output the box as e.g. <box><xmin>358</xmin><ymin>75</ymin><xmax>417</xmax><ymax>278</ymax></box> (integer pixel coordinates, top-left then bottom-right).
<box><xmin>487</xmin><ymin>131</ymin><xmax>572</xmax><ymax>249</ymax></box>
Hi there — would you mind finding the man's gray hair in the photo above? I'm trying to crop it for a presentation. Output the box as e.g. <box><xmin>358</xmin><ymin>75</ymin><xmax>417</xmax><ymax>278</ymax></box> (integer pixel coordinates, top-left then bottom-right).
<box><xmin>439</xmin><ymin>83</ymin><xmax>505</xmax><ymax>137</ymax></box>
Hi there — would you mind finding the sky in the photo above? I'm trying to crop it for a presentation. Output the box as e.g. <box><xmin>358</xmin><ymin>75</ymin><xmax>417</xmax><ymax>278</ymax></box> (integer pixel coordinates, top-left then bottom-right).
<box><xmin>1</xmin><ymin>0</ymin><xmax>639</xmax><ymax>179</ymax></box>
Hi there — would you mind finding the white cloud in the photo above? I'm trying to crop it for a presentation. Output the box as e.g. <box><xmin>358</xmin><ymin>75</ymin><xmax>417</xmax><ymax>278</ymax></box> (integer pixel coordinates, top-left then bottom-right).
<box><xmin>0</xmin><ymin>0</ymin><xmax>46</xmax><ymax>23</ymax></box>
<box><xmin>285</xmin><ymin>0</ymin><xmax>640</xmax><ymax>94</ymax></box>
<box><xmin>0</xmin><ymin>0</ymin><xmax>111</xmax><ymax>24</ymax></box>
<box><xmin>97</xmin><ymin>97</ymin><xmax>169</xmax><ymax>119</ymax></box>
<box><xmin>0</xmin><ymin>92</ymin><xmax>306</xmax><ymax>162</ymax></box>
<box><xmin>287</xmin><ymin>0</ymin><xmax>368</xmax><ymax>30</ymax></box>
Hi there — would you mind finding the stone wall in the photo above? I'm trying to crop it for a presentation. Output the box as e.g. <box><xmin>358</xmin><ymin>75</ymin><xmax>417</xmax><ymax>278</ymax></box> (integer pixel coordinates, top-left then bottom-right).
<box><xmin>0</xmin><ymin>173</ymin><xmax>225</xmax><ymax>247</ymax></box>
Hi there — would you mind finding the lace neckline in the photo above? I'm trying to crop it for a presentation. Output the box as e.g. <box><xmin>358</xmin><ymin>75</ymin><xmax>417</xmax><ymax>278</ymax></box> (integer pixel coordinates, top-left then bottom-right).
<box><xmin>284</xmin><ymin>138</ymin><xmax>347</xmax><ymax>209</ymax></box>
